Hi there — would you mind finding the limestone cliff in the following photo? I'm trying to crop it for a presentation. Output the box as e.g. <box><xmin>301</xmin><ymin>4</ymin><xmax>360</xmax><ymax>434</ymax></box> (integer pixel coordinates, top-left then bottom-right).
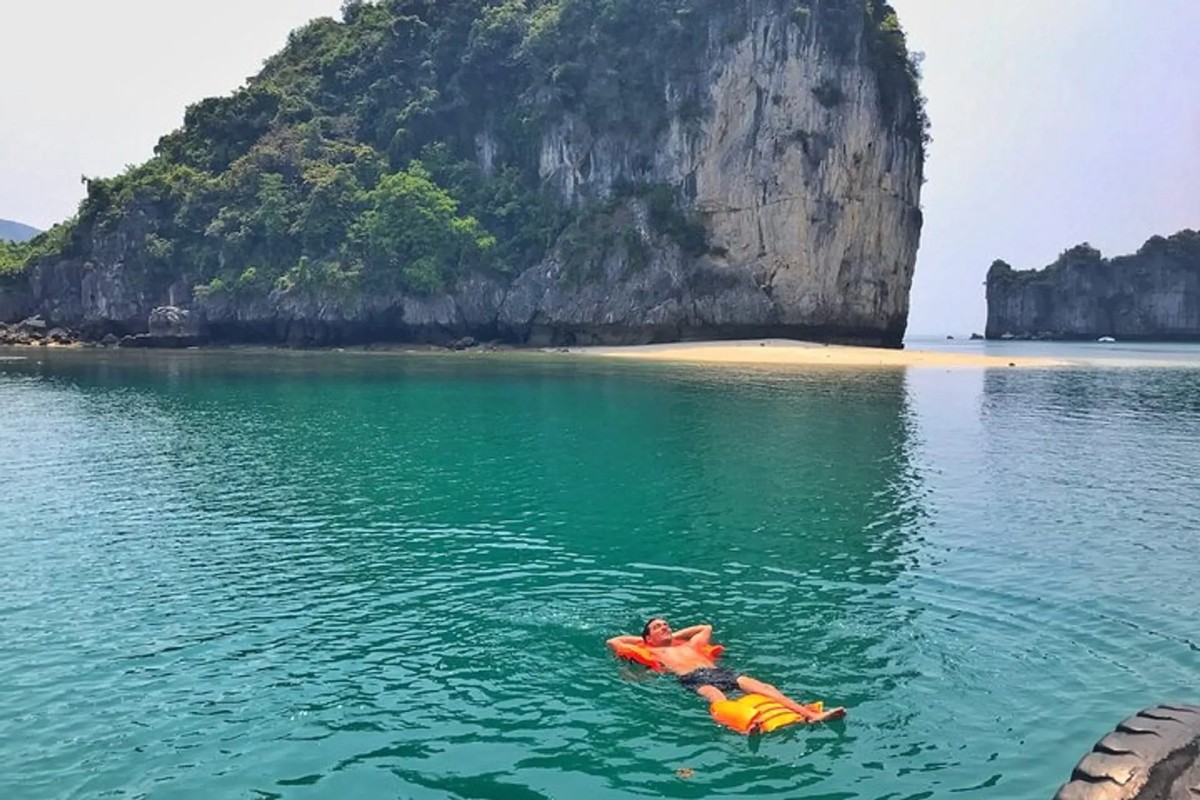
<box><xmin>517</xmin><ymin>7</ymin><xmax>924</xmax><ymax>345</ymax></box>
<box><xmin>2</xmin><ymin>1</ymin><xmax>925</xmax><ymax>347</ymax></box>
<box><xmin>986</xmin><ymin>231</ymin><xmax>1200</xmax><ymax>340</ymax></box>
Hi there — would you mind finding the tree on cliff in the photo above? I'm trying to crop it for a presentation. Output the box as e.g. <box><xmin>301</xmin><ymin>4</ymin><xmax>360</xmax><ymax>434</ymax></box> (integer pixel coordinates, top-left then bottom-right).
<box><xmin>350</xmin><ymin>164</ymin><xmax>495</xmax><ymax>293</ymax></box>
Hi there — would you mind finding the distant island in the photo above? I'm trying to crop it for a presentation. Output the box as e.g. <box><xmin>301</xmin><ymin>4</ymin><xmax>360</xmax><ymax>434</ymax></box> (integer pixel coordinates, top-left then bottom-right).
<box><xmin>0</xmin><ymin>1</ymin><xmax>927</xmax><ymax>348</ymax></box>
<box><xmin>0</xmin><ymin>219</ymin><xmax>40</xmax><ymax>243</ymax></box>
<box><xmin>986</xmin><ymin>230</ymin><xmax>1200</xmax><ymax>341</ymax></box>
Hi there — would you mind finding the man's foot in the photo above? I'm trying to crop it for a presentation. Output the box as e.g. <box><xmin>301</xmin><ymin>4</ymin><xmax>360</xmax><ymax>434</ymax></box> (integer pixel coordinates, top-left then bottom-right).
<box><xmin>809</xmin><ymin>706</ymin><xmax>846</xmax><ymax>723</ymax></box>
<box><xmin>776</xmin><ymin>700</ymin><xmax>835</xmax><ymax>721</ymax></box>
<box><xmin>746</xmin><ymin>704</ymin><xmax>846</xmax><ymax>733</ymax></box>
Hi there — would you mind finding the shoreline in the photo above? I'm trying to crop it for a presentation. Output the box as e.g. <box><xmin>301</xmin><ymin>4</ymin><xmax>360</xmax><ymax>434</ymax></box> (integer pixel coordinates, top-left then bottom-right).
<box><xmin>563</xmin><ymin>339</ymin><xmax>1068</xmax><ymax>368</ymax></box>
<box><xmin>0</xmin><ymin>336</ymin><xmax>1065</xmax><ymax>368</ymax></box>
<box><xmin>7</xmin><ymin>337</ymin><xmax>1199</xmax><ymax>369</ymax></box>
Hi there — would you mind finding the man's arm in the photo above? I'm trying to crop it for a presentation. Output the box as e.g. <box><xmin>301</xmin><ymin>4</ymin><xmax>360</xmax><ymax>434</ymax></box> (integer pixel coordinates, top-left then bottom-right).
<box><xmin>606</xmin><ymin>635</ymin><xmax>643</xmax><ymax>649</ymax></box>
<box><xmin>671</xmin><ymin>624</ymin><xmax>713</xmax><ymax>645</ymax></box>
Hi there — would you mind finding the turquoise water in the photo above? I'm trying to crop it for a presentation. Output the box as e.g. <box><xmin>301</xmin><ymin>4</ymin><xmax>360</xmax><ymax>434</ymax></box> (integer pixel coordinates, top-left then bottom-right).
<box><xmin>2</xmin><ymin>348</ymin><xmax>1198</xmax><ymax>799</ymax></box>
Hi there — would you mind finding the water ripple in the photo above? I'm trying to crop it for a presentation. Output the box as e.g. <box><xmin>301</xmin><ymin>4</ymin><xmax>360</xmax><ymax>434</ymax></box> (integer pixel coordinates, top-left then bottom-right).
<box><xmin>2</xmin><ymin>351</ymin><xmax>1199</xmax><ymax>799</ymax></box>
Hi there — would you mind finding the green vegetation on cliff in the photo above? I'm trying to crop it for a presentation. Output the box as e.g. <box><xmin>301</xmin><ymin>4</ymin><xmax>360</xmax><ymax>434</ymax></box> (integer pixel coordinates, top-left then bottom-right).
<box><xmin>7</xmin><ymin>0</ymin><xmax>925</xmax><ymax>299</ymax></box>
<box><xmin>0</xmin><ymin>224</ymin><xmax>69</xmax><ymax>283</ymax></box>
<box><xmin>985</xmin><ymin>236</ymin><xmax>1200</xmax><ymax>289</ymax></box>
<box><xmin>865</xmin><ymin>2</ymin><xmax>930</xmax><ymax>151</ymax></box>
<box><xmin>987</xmin><ymin>243</ymin><xmax>1105</xmax><ymax>288</ymax></box>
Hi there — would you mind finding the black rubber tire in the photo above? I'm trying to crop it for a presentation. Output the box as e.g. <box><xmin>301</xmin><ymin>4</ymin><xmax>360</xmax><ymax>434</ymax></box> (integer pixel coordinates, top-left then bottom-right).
<box><xmin>1054</xmin><ymin>705</ymin><xmax>1200</xmax><ymax>799</ymax></box>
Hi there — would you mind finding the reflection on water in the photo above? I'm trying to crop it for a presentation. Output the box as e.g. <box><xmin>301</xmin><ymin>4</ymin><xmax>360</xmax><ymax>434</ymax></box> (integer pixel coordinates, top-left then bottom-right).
<box><xmin>908</xmin><ymin>335</ymin><xmax>1200</xmax><ymax>366</ymax></box>
<box><xmin>899</xmin><ymin>366</ymin><xmax>1200</xmax><ymax>798</ymax></box>
<box><xmin>1</xmin><ymin>348</ymin><xmax>1198</xmax><ymax>799</ymax></box>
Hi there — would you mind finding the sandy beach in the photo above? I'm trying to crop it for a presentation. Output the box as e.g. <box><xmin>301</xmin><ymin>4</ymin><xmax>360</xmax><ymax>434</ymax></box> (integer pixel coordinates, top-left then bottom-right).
<box><xmin>567</xmin><ymin>339</ymin><xmax>1067</xmax><ymax>368</ymax></box>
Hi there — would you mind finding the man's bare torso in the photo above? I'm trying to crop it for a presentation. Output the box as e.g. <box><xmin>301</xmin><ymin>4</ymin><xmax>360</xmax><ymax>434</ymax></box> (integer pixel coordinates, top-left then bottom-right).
<box><xmin>649</xmin><ymin>641</ymin><xmax>717</xmax><ymax>675</ymax></box>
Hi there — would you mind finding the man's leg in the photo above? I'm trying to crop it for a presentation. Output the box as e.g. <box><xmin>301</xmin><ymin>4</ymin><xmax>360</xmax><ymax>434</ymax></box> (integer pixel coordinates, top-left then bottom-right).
<box><xmin>736</xmin><ymin>676</ymin><xmax>846</xmax><ymax>721</ymax></box>
<box><xmin>694</xmin><ymin>684</ymin><xmax>728</xmax><ymax>705</ymax></box>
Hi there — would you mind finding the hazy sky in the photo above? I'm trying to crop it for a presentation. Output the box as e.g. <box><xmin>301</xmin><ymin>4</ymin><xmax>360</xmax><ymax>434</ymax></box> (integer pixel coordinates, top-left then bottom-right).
<box><xmin>2</xmin><ymin>2</ymin><xmax>1197</xmax><ymax>334</ymax></box>
<box><xmin>894</xmin><ymin>0</ymin><xmax>1200</xmax><ymax>333</ymax></box>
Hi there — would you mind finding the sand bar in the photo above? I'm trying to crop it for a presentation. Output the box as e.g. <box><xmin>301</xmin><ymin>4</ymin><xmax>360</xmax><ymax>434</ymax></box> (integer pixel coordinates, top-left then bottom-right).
<box><xmin>567</xmin><ymin>339</ymin><xmax>1067</xmax><ymax>368</ymax></box>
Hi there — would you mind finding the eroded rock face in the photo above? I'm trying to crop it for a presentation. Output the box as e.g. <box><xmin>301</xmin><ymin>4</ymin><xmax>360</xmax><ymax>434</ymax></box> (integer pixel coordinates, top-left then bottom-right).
<box><xmin>986</xmin><ymin>232</ymin><xmax>1200</xmax><ymax>341</ymax></box>
<box><xmin>0</xmin><ymin>284</ymin><xmax>33</xmax><ymax>323</ymax></box>
<box><xmin>8</xmin><ymin>3</ymin><xmax>924</xmax><ymax>347</ymax></box>
<box><xmin>523</xmin><ymin>10</ymin><xmax>923</xmax><ymax>345</ymax></box>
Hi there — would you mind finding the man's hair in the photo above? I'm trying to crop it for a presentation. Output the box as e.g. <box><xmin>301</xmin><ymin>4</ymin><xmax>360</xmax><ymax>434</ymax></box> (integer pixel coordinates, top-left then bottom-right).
<box><xmin>642</xmin><ymin>618</ymin><xmax>662</xmax><ymax>641</ymax></box>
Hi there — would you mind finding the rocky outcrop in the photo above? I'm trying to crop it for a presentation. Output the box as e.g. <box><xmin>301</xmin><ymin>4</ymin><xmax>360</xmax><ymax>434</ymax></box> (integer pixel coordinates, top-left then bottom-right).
<box><xmin>986</xmin><ymin>231</ymin><xmax>1200</xmax><ymax>341</ymax></box>
<box><xmin>0</xmin><ymin>316</ymin><xmax>79</xmax><ymax>346</ymax></box>
<box><xmin>110</xmin><ymin>305</ymin><xmax>208</xmax><ymax>348</ymax></box>
<box><xmin>4</xmin><ymin>2</ymin><xmax>924</xmax><ymax>347</ymax></box>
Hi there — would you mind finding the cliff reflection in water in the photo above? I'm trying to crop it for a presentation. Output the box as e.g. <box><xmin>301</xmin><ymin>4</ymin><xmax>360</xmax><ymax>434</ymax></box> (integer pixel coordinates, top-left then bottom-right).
<box><xmin>1</xmin><ymin>349</ymin><xmax>929</xmax><ymax>673</ymax></box>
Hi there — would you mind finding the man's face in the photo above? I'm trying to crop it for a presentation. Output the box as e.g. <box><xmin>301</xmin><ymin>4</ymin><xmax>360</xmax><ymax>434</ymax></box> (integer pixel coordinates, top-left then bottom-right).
<box><xmin>645</xmin><ymin>618</ymin><xmax>672</xmax><ymax>646</ymax></box>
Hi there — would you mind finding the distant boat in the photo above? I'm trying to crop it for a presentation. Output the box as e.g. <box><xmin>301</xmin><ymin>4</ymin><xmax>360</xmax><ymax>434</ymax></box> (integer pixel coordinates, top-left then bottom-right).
<box><xmin>1097</xmin><ymin>336</ymin><xmax>1116</xmax><ymax>343</ymax></box>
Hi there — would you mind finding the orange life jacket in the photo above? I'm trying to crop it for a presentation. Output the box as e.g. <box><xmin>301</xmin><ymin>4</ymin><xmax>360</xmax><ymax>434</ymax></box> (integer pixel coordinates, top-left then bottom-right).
<box><xmin>610</xmin><ymin>639</ymin><xmax>725</xmax><ymax>671</ymax></box>
<box><xmin>709</xmin><ymin>694</ymin><xmax>825</xmax><ymax>734</ymax></box>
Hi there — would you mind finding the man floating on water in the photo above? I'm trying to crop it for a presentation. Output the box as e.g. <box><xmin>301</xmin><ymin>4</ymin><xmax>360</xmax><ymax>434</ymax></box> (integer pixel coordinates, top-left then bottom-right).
<box><xmin>608</xmin><ymin>618</ymin><xmax>846</xmax><ymax>733</ymax></box>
